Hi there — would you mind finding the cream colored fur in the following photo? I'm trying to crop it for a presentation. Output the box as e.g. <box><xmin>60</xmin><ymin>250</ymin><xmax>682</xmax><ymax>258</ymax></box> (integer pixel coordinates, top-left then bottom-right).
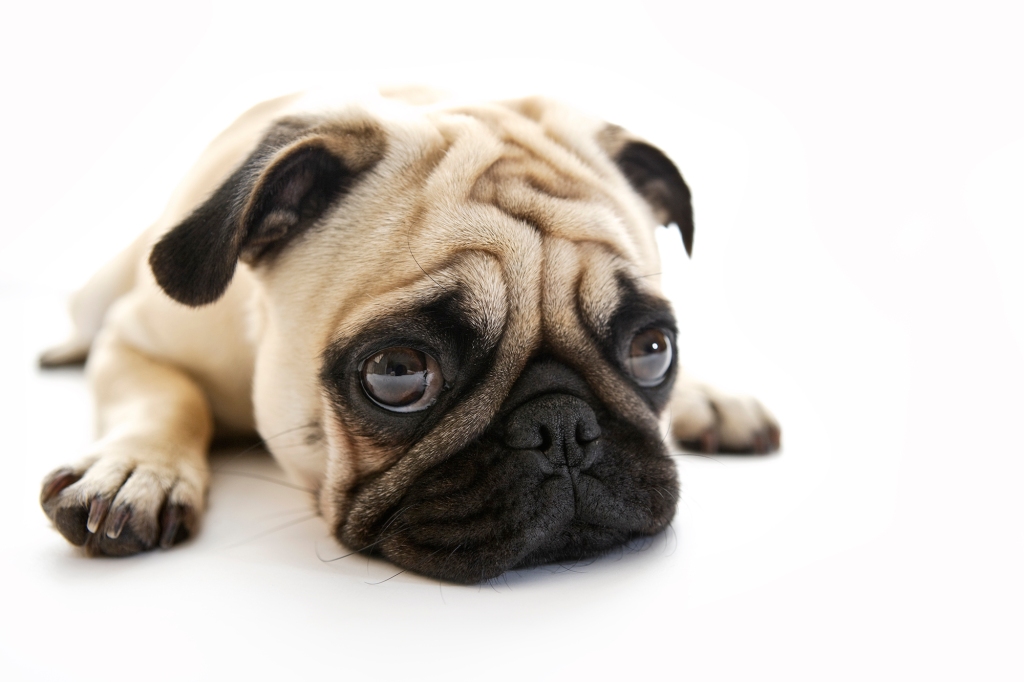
<box><xmin>42</xmin><ymin>88</ymin><xmax>778</xmax><ymax>554</ymax></box>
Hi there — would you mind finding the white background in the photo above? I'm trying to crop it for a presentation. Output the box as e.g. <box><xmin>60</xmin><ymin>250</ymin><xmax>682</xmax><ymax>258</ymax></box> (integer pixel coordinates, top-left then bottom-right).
<box><xmin>2</xmin><ymin>1</ymin><xmax>1022</xmax><ymax>679</ymax></box>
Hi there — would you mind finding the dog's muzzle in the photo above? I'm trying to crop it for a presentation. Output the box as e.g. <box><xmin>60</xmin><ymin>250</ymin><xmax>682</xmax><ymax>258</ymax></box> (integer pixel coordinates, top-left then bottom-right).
<box><xmin>359</xmin><ymin>359</ymin><xmax>679</xmax><ymax>584</ymax></box>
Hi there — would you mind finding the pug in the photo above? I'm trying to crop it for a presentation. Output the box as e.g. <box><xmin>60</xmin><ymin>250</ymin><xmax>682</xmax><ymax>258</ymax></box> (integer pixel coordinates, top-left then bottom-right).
<box><xmin>38</xmin><ymin>88</ymin><xmax>779</xmax><ymax>583</ymax></box>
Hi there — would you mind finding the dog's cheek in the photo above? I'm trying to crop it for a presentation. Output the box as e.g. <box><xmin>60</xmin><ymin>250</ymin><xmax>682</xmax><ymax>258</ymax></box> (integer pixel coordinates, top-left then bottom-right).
<box><xmin>318</xmin><ymin>408</ymin><xmax>358</xmax><ymax>532</ymax></box>
<box><xmin>318</xmin><ymin>397</ymin><xmax>419</xmax><ymax>536</ymax></box>
<box><xmin>579</xmin><ymin>427</ymin><xmax>680</xmax><ymax>531</ymax></box>
<box><xmin>344</xmin><ymin>431</ymin><xmax>410</xmax><ymax>484</ymax></box>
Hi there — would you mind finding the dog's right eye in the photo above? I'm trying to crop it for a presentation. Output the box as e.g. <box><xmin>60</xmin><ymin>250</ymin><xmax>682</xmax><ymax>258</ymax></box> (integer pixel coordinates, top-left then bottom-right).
<box><xmin>626</xmin><ymin>328</ymin><xmax>673</xmax><ymax>387</ymax></box>
<box><xmin>359</xmin><ymin>347</ymin><xmax>443</xmax><ymax>412</ymax></box>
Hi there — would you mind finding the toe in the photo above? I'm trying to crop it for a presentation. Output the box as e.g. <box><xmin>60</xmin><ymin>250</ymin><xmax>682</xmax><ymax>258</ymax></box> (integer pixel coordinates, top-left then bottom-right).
<box><xmin>159</xmin><ymin>503</ymin><xmax>195</xmax><ymax>549</ymax></box>
<box><xmin>699</xmin><ymin>428</ymin><xmax>719</xmax><ymax>454</ymax></box>
<box><xmin>40</xmin><ymin>468</ymin><xmax>82</xmax><ymax>505</ymax></box>
<box><xmin>53</xmin><ymin>502</ymin><xmax>91</xmax><ymax>546</ymax></box>
<box><xmin>92</xmin><ymin>508</ymin><xmax>158</xmax><ymax>556</ymax></box>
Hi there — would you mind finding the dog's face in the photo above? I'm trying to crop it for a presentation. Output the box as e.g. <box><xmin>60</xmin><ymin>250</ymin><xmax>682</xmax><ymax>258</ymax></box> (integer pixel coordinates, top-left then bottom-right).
<box><xmin>150</xmin><ymin>95</ymin><xmax>694</xmax><ymax>583</ymax></box>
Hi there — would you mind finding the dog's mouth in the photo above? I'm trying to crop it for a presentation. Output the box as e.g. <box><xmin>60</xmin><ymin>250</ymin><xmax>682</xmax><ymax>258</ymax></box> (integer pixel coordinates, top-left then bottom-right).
<box><xmin>349</xmin><ymin>392</ymin><xmax>679</xmax><ymax>584</ymax></box>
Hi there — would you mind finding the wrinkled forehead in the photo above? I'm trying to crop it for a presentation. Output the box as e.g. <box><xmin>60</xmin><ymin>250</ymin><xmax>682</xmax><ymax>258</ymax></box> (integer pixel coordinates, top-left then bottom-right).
<box><xmin>413</xmin><ymin>102</ymin><xmax>659</xmax><ymax>268</ymax></box>
<box><xmin>292</xmin><ymin>97</ymin><xmax>666</xmax><ymax>359</ymax></box>
<box><xmin>328</xmin><ymin>249</ymin><xmax>510</xmax><ymax>348</ymax></box>
<box><xmin>328</xmin><ymin>237</ymin><xmax>660</xmax><ymax>367</ymax></box>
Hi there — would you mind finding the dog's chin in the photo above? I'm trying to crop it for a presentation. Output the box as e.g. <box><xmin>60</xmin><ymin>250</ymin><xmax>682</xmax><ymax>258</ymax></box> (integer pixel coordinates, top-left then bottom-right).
<box><xmin>359</xmin><ymin>418</ymin><xmax>679</xmax><ymax>585</ymax></box>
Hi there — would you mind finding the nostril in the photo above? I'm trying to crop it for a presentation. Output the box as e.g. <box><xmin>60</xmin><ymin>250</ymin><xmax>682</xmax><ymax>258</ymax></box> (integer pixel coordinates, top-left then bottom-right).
<box><xmin>538</xmin><ymin>425</ymin><xmax>553</xmax><ymax>451</ymax></box>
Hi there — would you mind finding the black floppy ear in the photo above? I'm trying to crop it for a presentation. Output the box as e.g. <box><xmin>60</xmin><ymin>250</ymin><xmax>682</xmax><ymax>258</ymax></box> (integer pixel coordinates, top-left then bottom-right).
<box><xmin>149</xmin><ymin>118</ymin><xmax>383</xmax><ymax>306</ymax></box>
<box><xmin>602</xmin><ymin>130</ymin><xmax>695</xmax><ymax>257</ymax></box>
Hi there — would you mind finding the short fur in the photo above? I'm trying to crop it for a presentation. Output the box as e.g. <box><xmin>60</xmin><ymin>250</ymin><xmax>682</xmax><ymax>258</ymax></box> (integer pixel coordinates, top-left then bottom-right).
<box><xmin>40</xmin><ymin>89</ymin><xmax>779</xmax><ymax>583</ymax></box>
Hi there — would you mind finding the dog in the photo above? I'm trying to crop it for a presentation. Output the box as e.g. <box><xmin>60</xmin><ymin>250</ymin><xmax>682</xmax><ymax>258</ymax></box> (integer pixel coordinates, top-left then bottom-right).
<box><xmin>38</xmin><ymin>88</ymin><xmax>780</xmax><ymax>583</ymax></box>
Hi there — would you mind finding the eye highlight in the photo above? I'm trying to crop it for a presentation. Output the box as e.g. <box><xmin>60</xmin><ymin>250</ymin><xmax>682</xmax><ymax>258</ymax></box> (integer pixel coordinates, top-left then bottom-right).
<box><xmin>359</xmin><ymin>347</ymin><xmax>443</xmax><ymax>412</ymax></box>
<box><xmin>626</xmin><ymin>329</ymin><xmax>673</xmax><ymax>387</ymax></box>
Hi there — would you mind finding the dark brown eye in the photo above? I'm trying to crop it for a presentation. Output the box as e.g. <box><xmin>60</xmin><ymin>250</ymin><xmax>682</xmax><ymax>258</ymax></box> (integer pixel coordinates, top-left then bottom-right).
<box><xmin>626</xmin><ymin>329</ymin><xmax>673</xmax><ymax>387</ymax></box>
<box><xmin>360</xmin><ymin>347</ymin><xmax>443</xmax><ymax>412</ymax></box>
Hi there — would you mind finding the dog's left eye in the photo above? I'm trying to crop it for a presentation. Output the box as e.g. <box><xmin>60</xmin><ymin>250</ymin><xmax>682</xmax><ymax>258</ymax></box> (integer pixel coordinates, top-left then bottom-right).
<box><xmin>626</xmin><ymin>329</ymin><xmax>673</xmax><ymax>387</ymax></box>
<box><xmin>359</xmin><ymin>347</ymin><xmax>443</xmax><ymax>412</ymax></box>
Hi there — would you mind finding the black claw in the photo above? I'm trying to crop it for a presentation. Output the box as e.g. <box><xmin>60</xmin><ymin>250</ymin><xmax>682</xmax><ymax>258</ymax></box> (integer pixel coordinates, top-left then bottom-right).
<box><xmin>159</xmin><ymin>509</ymin><xmax>180</xmax><ymax>550</ymax></box>
<box><xmin>86</xmin><ymin>496</ymin><xmax>110</xmax><ymax>534</ymax></box>
<box><xmin>676</xmin><ymin>429</ymin><xmax>720</xmax><ymax>454</ymax></box>
<box><xmin>700</xmin><ymin>429</ymin><xmax>719</xmax><ymax>454</ymax></box>
<box><xmin>106</xmin><ymin>506</ymin><xmax>130</xmax><ymax>539</ymax></box>
<box><xmin>159</xmin><ymin>504</ymin><xmax>193</xmax><ymax>549</ymax></box>
<box><xmin>40</xmin><ymin>468</ymin><xmax>80</xmax><ymax>504</ymax></box>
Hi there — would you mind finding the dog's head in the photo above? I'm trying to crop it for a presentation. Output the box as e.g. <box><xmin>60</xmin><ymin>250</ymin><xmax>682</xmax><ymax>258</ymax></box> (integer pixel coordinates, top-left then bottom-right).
<box><xmin>150</xmin><ymin>93</ymin><xmax>694</xmax><ymax>583</ymax></box>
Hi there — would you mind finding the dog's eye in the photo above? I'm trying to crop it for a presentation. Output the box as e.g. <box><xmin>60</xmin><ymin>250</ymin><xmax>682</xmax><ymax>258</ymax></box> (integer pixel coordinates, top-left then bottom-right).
<box><xmin>360</xmin><ymin>347</ymin><xmax>443</xmax><ymax>412</ymax></box>
<box><xmin>626</xmin><ymin>329</ymin><xmax>673</xmax><ymax>387</ymax></box>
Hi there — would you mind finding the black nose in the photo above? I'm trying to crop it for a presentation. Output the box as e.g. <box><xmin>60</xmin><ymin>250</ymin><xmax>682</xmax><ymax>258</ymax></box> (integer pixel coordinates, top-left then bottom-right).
<box><xmin>503</xmin><ymin>394</ymin><xmax>602</xmax><ymax>469</ymax></box>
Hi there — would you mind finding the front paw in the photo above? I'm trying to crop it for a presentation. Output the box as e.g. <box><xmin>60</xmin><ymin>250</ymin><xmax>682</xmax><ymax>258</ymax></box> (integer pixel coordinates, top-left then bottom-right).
<box><xmin>669</xmin><ymin>382</ymin><xmax>781</xmax><ymax>454</ymax></box>
<box><xmin>40</xmin><ymin>453</ymin><xmax>205</xmax><ymax>556</ymax></box>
